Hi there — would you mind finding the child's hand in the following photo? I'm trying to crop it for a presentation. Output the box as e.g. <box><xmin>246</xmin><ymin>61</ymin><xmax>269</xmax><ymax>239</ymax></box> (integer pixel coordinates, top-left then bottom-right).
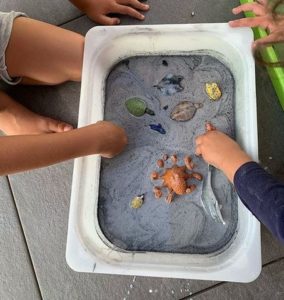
<box><xmin>95</xmin><ymin>120</ymin><xmax>128</xmax><ymax>158</ymax></box>
<box><xmin>229</xmin><ymin>1</ymin><xmax>284</xmax><ymax>50</ymax></box>
<box><xmin>74</xmin><ymin>0</ymin><xmax>149</xmax><ymax>25</ymax></box>
<box><xmin>195</xmin><ymin>129</ymin><xmax>252</xmax><ymax>182</ymax></box>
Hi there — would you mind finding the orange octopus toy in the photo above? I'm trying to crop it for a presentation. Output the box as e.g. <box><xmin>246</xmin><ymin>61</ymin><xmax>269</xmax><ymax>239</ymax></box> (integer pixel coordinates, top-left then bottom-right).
<box><xmin>151</xmin><ymin>154</ymin><xmax>203</xmax><ymax>203</ymax></box>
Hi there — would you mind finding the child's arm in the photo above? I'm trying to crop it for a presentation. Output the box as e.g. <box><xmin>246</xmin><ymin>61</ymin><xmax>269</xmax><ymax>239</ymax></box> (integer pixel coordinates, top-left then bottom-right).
<box><xmin>69</xmin><ymin>0</ymin><xmax>149</xmax><ymax>25</ymax></box>
<box><xmin>0</xmin><ymin>121</ymin><xmax>127</xmax><ymax>175</ymax></box>
<box><xmin>234</xmin><ymin>161</ymin><xmax>284</xmax><ymax>243</ymax></box>
<box><xmin>195</xmin><ymin>130</ymin><xmax>284</xmax><ymax>243</ymax></box>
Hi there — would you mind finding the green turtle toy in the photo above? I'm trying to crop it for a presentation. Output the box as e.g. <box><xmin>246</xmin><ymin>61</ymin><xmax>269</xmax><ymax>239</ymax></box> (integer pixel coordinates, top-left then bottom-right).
<box><xmin>125</xmin><ymin>97</ymin><xmax>155</xmax><ymax>117</ymax></box>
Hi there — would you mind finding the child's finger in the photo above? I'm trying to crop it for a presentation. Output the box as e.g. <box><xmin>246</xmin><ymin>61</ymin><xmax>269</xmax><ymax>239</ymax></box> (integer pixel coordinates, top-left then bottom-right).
<box><xmin>96</xmin><ymin>15</ymin><xmax>120</xmax><ymax>25</ymax></box>
<box><xmin>195</xmin><ymin>145</ymin><xmax>202</xmax><ymax>156</ymax></box>
<box><xmin>232</xmin><ymin>3</ymin><xmax>266</xmax><ymax>16</ymax></box>
<box><xmin>229</xmin><ymin>16</ymin><xmax>269</xmax><ymax>29</ymax></box>
<box><xmin>115</xmin><ymin>4</ymin><xmax>145</xmax><ymax>20</ymax></box>
<box><xmin>256</xmin><ymin>0</ymin><xmax>268</xmax><ymax>5</ymax></box>
<box><xmin>118</xmin><ymin>0</ymin><xmax>150</xmax><ymax>11</ymax></box>
<box><xmin>253</xmin><ymin>32</ymin><xmax>282</xmax><ymax>49</ymax></box>
<box><xmin>195</xmin><ymin>135</ymin><xmax>203</xmax><ymax>146</ymax></box>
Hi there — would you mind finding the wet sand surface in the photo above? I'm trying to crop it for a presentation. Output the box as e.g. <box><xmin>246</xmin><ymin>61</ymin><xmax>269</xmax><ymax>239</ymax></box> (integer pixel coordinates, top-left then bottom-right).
<box><xmin>98</xmin><ymin>54</ymin><xmax>238</xmax><ymax>254</ymax></box>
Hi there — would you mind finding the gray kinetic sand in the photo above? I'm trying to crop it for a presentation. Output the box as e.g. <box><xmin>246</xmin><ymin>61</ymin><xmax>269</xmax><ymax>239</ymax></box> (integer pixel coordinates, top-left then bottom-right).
<box><xmin>98</xmin><ymin>54</ymin><xmax>238</xmax><ymax>254</ymax></box>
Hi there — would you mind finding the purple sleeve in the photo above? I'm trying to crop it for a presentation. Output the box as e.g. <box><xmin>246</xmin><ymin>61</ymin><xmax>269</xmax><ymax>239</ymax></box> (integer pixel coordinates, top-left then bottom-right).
<box><xmin>234</xmin><ymin>161</ymin><xmax>284</xmax><ymax>243</ymax></box>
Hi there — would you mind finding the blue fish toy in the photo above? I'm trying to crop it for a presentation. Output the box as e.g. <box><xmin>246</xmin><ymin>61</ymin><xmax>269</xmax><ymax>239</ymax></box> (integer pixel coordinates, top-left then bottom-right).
<box><xmin>149</xmin><ymin>123</ymin><xmax>166</xmax><ymax>134</ymax></box>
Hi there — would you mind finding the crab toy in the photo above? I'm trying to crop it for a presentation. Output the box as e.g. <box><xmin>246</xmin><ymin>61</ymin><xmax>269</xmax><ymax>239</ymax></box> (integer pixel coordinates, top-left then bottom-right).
<box><xmin>150</xmin><ymin>154</ymin><xmax>203</xmax><ymax>203</ymax></box>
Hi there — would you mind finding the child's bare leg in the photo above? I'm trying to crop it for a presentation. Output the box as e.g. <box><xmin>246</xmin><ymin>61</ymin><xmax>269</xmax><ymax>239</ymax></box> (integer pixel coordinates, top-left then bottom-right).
<box><xmin>6</xmin><ymin>17</ymin><xmax>84</xmax><ymax>84</ymax></box>
<box><xmin>0</xmin><ymin>17</ymin><xmax>84</xmax><ymax>135</ymax></box>
<box><xmin>0</xmin><ymin>91</ymin><xmax>73</xmax><ymax>135</ymax></box>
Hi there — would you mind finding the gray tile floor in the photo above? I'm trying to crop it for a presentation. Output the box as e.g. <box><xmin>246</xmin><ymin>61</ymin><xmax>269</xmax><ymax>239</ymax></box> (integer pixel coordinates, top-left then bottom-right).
<box><xmin>0</xmin><ymin>1</ymin><xmax>284</xmax><ymax>299</ymax></box>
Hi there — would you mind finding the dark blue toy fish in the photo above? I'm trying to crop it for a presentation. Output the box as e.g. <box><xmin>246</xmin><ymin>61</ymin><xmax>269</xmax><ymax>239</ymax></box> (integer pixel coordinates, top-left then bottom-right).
<box><xmin>149</xmin><ymin>123</ymin><xmax>166</xmax><ymax>134</ymax></box>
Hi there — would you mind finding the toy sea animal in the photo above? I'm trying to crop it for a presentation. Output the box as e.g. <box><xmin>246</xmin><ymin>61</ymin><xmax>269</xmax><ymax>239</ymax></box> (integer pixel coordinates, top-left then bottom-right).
<box><xmin>150</xmin><ymin>154</ymin><xmax>202</xmax><ymax>203</ymax></box>
<box><xmin>149</xmin><ymin>123</ymin><xmax>166</xmax><ymax>134</ymax></box>
<box><xmin>154</xmin><ymin>74</ymin><xmax>184</xmax><ymax>96</ymax></box>
<box><xmin>130</xmin><ymin>194</ymin><xmax>144</xmax><ymax>209</ymax></box>
<box><xmin>205</xmin><ymin>82</ymin><xmax>222</xmax><ymax>101</ymax></box>
<box><xmin>162</xmin><ymin>60</ymin><xmax>168</xmax><ymax>66</ymax></box>
<box><xmin>187</xmin><ymin>56</ymin><xmax>202</xmax><ymax>70</ymax></box>
<box><xmin>201</xmin><ymin>165</ymin><xmax>225</xmax><ymax>224</ymax></box>
<box><xmin>125</xmin><ymin>97</ymin><xmax>155</xmax><ymax>117</ymax></box>
<box><xmin>170</xmin><ymin>101</ymin><xmax>203</xmax><ymax>122</ymax></box>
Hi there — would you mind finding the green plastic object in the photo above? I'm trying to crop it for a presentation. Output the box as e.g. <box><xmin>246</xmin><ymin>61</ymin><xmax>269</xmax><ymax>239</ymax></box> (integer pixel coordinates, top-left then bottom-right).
<box><xmin>125</xmin><ymin>97</ymin><xmax>155</xmax><ymax>117</ymax></box>
<box><xmin>240</xmin><ymin>0</ymin><xmax>284</xmax><ymax>110</ymax></box>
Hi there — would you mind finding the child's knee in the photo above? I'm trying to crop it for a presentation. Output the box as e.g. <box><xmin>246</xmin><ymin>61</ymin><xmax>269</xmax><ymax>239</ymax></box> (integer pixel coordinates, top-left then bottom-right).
<box><xmin>67</xmin><ymin>34</ymin><xmax>85</xmax><ymax>82</ymax></box>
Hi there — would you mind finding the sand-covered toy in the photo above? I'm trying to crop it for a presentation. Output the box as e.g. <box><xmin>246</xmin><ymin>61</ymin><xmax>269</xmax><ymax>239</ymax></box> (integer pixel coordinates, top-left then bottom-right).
<box><xmin>154</xmin><ymin>74</ymin><xmax>184</xmax><ymax>96</ymax></box>
<box><xmin>125</xmin><ymin>97</ymin><xmax>155</xmax><ymax>117</ymax></box>
<box><xmin>130</xmin><ymin>195</ymin><xmax>144</xmax><ymax>209</ymax></box>
<box><xmin>170</xmin><ymin>101</ymin><xmax>203</xmax><ymax>122</ymax></box>
<box><xmin>205</xmin><ymin>82</ymin><xmax>222</xmax><ymax>101</ymax></box>
<box><xmin>149</xmin><ymin>123</ymin><xmax>166</xmax><ymax>134</ymax></box>
<box><xmin>150</xmin><ymin>154</ymin><xmax>202</xmax><ymax>203</ymax></box>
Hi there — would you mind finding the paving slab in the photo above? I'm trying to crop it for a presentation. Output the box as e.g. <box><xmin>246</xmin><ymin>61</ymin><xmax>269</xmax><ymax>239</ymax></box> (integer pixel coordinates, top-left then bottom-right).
<box><xmin>112</xmin><ymin>0</ymin><xmax>240</xmax><ymax>25</ymax></box>
<box><xmin>0</xmin><ymin>176</ymin><xmax>40</xmax><ymax>300</ymax></box>
<box><xmin>255</xmin><ymin>64</ymin><xmax>284</xmax><ymax>182</ymax></box>
<box><xmin>0</xmin><ymin>0</ymin><xmax>82</xmax><ymax>25</ymax></box>
<box><xmin>4</xmin><ymin>0</ymin><xmax>284</xmax><ymax>299</ymax></box>
<box><xmin>191</xmin><ymin>258</ymin><xmax>284</xmax><ymax>300</ymax></box>
<box><xmin>261</xmin><ymin>225</ymin><xmax>284</xmax><ymax>264</ymax></box>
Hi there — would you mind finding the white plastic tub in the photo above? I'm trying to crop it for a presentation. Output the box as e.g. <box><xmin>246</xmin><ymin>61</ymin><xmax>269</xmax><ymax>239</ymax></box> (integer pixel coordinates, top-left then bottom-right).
<box><xmin>66</xmin><ymin>24</ymin><xmax>261</xmax><ymax>282</ymax></box>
